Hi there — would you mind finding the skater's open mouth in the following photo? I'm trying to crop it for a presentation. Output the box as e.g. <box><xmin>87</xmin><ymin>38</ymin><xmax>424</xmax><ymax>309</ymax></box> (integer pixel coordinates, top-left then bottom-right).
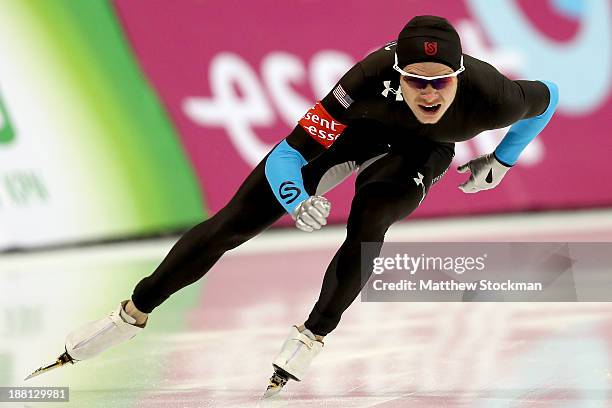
<box><xmin>418</xmin><ymin>103</ymin><xmax>441</xmax><ymax>114</ymax></box>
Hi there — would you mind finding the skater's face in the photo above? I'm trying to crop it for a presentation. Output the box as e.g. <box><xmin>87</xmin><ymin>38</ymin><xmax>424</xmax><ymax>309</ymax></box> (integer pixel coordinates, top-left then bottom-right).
<box><xmin>399</xmin><ymin>62</ymin><xmax>458</xmax><ymax>124</ymax></box>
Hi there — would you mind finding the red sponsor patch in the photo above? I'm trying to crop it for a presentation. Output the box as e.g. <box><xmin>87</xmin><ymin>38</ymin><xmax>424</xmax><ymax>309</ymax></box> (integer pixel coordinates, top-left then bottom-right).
<box><xmin>424</xmin><ymin>41</ymin><xmax>438</xmax><ymax>56</ymax></box>
<box><xmin>298</xmin><ymin>102</ymin><xmax>347</xmax><ymax>149</ymax></box>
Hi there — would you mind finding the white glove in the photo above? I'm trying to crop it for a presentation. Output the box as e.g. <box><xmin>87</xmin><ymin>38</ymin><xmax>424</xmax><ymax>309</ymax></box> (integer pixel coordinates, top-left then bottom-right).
<box><xmin>292</xmin><ymin>196</ymin><xmax>331</xmax><ymax>232</ymax></box>
<box><xmin>457</xmin><ymin>153</ymin><xmax>511</xmax><ymax>193</ymax></box>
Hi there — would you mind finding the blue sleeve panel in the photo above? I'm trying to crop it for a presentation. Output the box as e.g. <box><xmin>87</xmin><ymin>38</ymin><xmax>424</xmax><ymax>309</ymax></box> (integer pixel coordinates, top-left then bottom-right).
<box><xmin>264</xmin><ymin>139</ymin><xmax>311</xmax><ymax>214</ymax></box>
<box><xmin>494</xmin><ymin>80</ymin><xmax>559</xmax><ymax>166</ymax></box>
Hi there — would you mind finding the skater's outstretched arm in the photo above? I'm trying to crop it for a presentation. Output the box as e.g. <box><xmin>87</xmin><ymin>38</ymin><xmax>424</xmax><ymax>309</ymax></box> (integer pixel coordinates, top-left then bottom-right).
<box><xmin>493</xmin><ymin>80</ymin><xmax>559</xmax><ymax>166</ymax></box>
<box><xmin>458</xmin><ymin>77</ymin><xmax>559</xmax><ymax>193</ymax></box>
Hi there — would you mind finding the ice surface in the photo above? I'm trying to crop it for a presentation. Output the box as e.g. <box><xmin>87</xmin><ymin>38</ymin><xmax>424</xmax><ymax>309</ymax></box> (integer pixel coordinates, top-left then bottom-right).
<box><xmin>2</xmin><ymin>210</ymin><xmax>612</xmax><ymax>407</ymax></box>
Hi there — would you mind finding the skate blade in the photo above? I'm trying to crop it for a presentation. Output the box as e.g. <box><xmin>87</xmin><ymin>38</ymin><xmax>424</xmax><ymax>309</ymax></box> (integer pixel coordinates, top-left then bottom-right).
<box><xmin>24</xmin><ymin>351</ymin><xmax>75</xmax><ymax>381</ymax></box>
<box><xmin>262</xmin><ymin>370</ymin><xmax>289</xmax><ymax>398</ymax></box>
<box><xmin>263</xmin><ymin>383</ymin><xmax>284</xmax><ymax>398</ymax></box>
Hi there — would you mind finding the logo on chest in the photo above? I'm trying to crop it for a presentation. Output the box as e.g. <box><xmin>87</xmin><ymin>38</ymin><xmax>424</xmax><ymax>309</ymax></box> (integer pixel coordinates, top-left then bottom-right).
<box><xmin>381</xmin><ymin>81</ymin><xmax>403</xmax><ymax>101</ymax></box>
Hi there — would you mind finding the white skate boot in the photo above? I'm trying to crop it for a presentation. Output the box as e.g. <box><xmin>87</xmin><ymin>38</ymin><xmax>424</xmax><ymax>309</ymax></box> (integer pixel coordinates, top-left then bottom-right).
<box><xmin>25</xmin><ymin>301</ymin><xmax>144</xmax><ymax>380</ymax></box>
<box><xmin>263</xmin><ymin>325</ymin><xmax>324</xmax><ymax>397</ymax></box>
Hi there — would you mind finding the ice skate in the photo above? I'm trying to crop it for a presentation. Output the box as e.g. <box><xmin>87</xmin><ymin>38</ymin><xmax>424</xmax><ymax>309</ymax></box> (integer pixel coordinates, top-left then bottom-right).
<box><xmin>23</xmin><ymin>350</ymin><xmax>75</xmax><ymax>381</ymax></box>
<box><xmin>25</xmin><ymin>300</ymin><xmax>144</xmax><ymax>380</ymax></box>
<box><xmin>263</xmin><ymin>368</ymin><xmax>290</xmax><ymax>398</ymax></box>
<box><xmin>263</xmin><ymin>326</ymin><xmax>323</xmax><ymax>398</ymax></box>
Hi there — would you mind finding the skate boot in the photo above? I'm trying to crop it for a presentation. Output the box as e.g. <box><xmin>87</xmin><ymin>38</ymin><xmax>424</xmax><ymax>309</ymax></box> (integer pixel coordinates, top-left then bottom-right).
<box><xmin>25</xmin><ymin>300</ymin><xmax>144</xmax><ymax>380</ymax></box>
<box><xmin>263</xmin><ymin>325</ymin><xmax>323</xmax><ymax>398</ymax></box>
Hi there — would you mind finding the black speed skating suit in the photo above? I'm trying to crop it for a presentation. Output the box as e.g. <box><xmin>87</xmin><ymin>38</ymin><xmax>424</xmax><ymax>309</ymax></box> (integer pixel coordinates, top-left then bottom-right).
<box><xmin>132</xmin><ymin>42</ymin><xmax>551</xmax><ymax>335</ymax></box>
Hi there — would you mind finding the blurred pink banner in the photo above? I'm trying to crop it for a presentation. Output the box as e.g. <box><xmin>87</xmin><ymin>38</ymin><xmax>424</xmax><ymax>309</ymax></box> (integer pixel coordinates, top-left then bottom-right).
<box><xmin>114</xmin><ymin>0</ymin><xmax>612</xmax><ymax>223</ymax></box>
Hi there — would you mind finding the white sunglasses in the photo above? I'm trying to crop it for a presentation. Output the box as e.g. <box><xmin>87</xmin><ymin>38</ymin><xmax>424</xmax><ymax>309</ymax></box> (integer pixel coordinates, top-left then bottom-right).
<box><xmin>393</xmin><ymin>53</ymin><xmax>465</xmax><ymax>80</ymax></box>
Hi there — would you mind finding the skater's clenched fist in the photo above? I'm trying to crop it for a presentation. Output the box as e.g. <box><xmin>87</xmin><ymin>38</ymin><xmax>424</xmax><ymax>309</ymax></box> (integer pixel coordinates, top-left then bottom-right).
<box><xmin>292</xmin><ymin>195</ymin><xmax>331</xmax><ymax>232</ymax></box>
